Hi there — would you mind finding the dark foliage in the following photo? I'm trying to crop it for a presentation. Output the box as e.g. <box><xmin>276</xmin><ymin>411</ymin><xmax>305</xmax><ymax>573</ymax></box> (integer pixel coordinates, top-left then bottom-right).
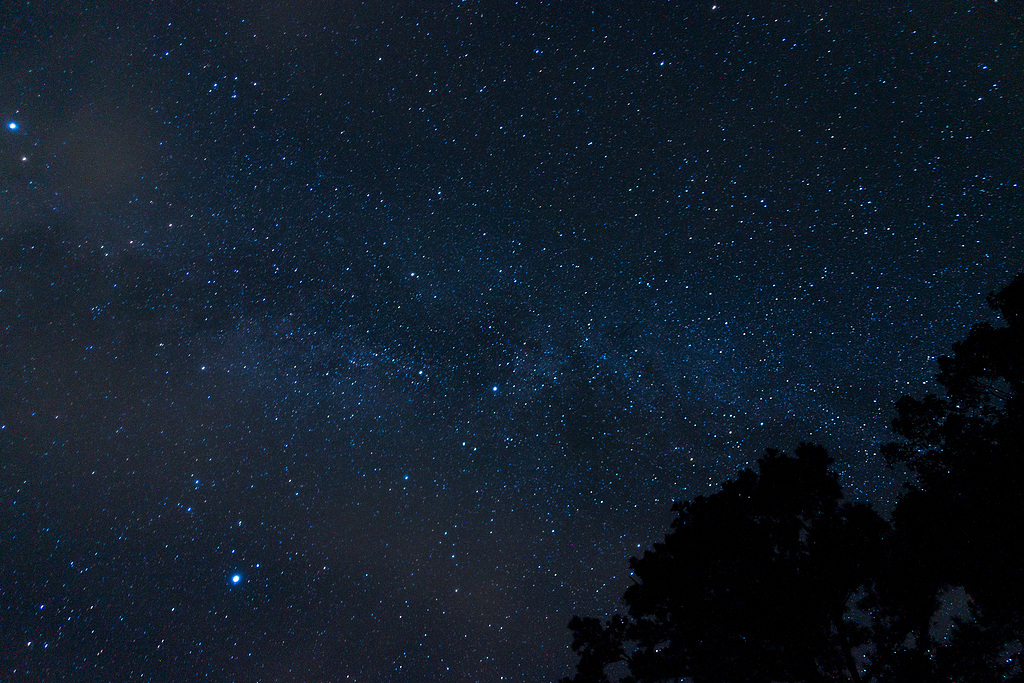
<box><xmin>876</xmin><ymin>273</ymin><xmax>1024</xmax><ymax>681</ymax></box>
<box><xmin>563</xmin><ymin>273</ymin><xmax>1024</xmax><ymax>683</ymax></box>
<box><xmin>563</xmin><ymin>444</ymin><xmax>887</xmax><ymax>683</ymax></box>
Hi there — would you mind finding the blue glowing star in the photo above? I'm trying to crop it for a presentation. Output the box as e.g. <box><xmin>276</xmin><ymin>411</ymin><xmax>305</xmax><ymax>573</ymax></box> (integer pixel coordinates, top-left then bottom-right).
<box><xmin>7</xmin><ymin>122</ymin><xmax>17</xmax><ymax>131</ymax></box>
<box><xmin>231</xmin><ymin>574</ymin><xmax>241</xmax><ymax>584</ymax></box>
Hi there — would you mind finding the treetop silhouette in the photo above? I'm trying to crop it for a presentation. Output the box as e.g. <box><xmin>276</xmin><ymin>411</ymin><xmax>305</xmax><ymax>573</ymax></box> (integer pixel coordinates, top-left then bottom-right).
<box><xmin>562</xmin><ymin>272</ymin><xmax>1024</xmax><ymax>683</ymax></box>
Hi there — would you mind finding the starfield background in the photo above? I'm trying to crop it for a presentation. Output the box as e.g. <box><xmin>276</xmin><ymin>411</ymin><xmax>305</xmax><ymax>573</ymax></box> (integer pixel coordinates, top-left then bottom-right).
<box><xmin>1</xmin><ymin>1</ymin><xmax>1021</xmax><ymax>681</ymax></box>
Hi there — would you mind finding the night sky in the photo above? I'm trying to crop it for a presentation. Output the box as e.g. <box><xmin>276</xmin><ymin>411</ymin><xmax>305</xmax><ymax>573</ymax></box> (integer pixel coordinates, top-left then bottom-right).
<box><xmin>1</xmin><ymin>1</ymin><xmax>1021</xmax><ymax>680</ymax></box>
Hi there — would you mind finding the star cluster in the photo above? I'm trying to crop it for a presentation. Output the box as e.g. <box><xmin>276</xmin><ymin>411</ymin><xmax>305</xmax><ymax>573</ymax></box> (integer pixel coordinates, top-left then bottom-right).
<box><xmin>1</xmin><ymin>1</ymin><xmax>1021</xmax><ymax>681</ymax></box>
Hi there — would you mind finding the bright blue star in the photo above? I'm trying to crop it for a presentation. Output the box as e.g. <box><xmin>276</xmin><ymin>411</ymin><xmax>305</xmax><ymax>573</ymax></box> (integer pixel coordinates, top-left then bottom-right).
<box><xmin>7</xmin><ymin>122</ymin><xmax>17</xmax><ymax>131</ymax></box>
<box><xmin>231</xmin><ymin>574</ymin><xmax>241</xmax><ymax>584</ymax></box>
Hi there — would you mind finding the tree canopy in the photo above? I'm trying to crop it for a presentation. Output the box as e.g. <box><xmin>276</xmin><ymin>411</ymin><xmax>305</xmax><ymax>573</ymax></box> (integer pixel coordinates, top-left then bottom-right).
<box><xmin>562</xmin><ymin>273</ymin><xmax>1024</xmax><ymax>683</ymax></box>
<box><xmin>878</xmin><ymin>272</ymin><xmax>1024</xmax><ymax>680</ymax></box>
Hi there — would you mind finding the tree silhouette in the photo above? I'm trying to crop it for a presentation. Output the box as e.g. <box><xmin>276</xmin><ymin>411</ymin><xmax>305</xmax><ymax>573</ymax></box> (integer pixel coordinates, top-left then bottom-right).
<box><xmin>562</xmin><ymin>273</ymin><xmax>1024</xmax><ymax>683</ymax></box>
<box><xmin>876</xmin><ymin>273</ymin><xmax>1024</xmax><ymax>681</ymax></box>
<box><xmin>562</xmin><ymin>444</ymin><xmax>888</xmax><ymax>683</ymax></box>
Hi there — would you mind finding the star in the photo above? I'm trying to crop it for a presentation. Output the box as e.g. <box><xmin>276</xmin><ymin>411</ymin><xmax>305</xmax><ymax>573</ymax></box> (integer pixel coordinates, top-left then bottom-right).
<box><xmin>7</xmin><ymin>122</ymin><xmax>17</xmax><ymax>131</ymax></box>
<box><xmin>231</xmin><ymin>574</ymin><xmax>241</xmax><ymax>584</ymax></box>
